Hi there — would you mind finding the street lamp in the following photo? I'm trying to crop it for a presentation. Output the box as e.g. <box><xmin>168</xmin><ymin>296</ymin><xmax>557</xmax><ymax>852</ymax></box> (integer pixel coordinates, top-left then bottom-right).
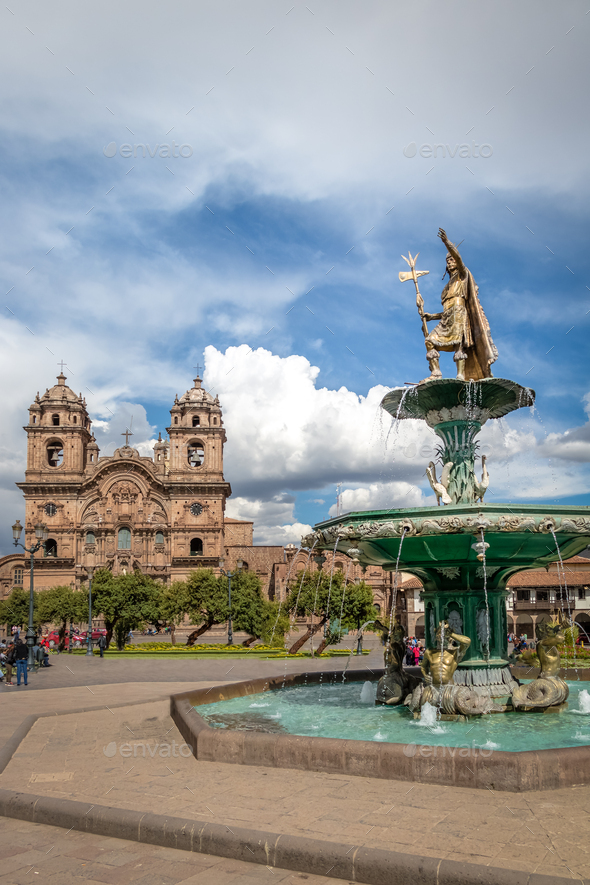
<box><xmin>86</xmin><ymin>566</ymin><xmax>94</xmax><ymax>657</ymax></box>
<box><xmin>218</xmin><ymin>556</ymin><xmax>243</xmax><ymax>646</ymax></box>
<box><xmin>12</xmin><ymin>518</ymin><xmax>48</xmax><ymax>670</ymax></box>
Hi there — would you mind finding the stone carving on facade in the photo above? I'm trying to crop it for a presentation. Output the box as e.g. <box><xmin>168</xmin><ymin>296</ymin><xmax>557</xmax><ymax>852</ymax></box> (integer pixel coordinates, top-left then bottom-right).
<box><xmin>111</xmin><ymin>481</ymin><xmax>139</xmax><ymax>502</ymax></box>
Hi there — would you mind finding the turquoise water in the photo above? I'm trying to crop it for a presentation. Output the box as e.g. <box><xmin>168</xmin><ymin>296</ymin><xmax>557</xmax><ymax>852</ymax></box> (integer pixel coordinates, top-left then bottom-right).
<box><xmin>196</xmin><ymin>680</ymin><xmax>590</xmax><ymax>752</ymax></box>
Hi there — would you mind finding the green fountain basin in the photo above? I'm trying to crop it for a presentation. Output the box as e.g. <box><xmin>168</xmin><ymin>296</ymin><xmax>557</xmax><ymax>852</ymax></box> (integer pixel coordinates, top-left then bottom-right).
<box><xmin>305</xmin><ymin>503</ymin><xmax>590</xmax><ymax>665</ymax></box>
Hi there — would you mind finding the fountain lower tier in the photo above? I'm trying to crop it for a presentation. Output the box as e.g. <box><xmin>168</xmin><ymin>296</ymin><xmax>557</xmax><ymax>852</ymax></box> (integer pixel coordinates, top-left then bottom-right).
<box><xmin>303</xmin><ymin>502</ymin><xmax>590</xmax><ymax>666</ymax></box>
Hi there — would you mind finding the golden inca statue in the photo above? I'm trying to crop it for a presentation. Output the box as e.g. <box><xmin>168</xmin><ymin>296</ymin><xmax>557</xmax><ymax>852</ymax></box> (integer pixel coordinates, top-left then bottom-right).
<box><xmin>409</xmin><ymin>229</ymin><xmax>499</xmax><ymax>382</ymax></box>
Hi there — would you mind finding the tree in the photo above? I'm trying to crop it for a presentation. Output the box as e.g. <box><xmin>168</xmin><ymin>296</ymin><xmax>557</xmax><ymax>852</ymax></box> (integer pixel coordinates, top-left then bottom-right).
<box><xmin>286</xmin><ymin>570</ymin><xmax>376</xmax><ymax>655</ymax></box>
<box><xmin>37</xmin><ymin>585</ymin><xmax>86</xmax><ymax>651</ymax></box>
<box><xmin>0</xmin><ymin>587</ymin><xmax>42</xmax><ymax>634</ymax></box>
<box><xmin>158</xmin><ymin>581</ymin><xmax>189</xmax><ymax>645</ymax></box>
<box><xmin>90</xmin><ymin>569</ymin><xmax>162</xmax><ymax>649</ymax></box>
<box><xmin>230</xmin><ymin>572</ymin><xmax>289</xmax><ymax>647</ymax></box>
<box><xmin>182</xmin><ymin>569</ymin><xmax>229</xmax><ymax>645</ymax></box>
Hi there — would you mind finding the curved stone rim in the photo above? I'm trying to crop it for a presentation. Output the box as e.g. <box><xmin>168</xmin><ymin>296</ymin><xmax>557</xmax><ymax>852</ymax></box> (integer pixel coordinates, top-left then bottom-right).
<box><xmin>170</xmin><ymin>668</ymin><xmax>590</xmax><ymax>792</ymax></box>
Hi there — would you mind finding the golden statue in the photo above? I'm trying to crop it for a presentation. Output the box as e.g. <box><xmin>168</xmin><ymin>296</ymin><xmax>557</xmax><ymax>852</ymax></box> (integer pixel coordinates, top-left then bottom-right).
<box><xmin>420</xmin><ymin>619</ymin><xmax>471</xmax><ymax>686</ymax></box>
<box><xmin>512</xmin><ymin>615</ymin><xmax>570</xmax><ymax>710</ymax></box>
<box><xmin>406</xmin><ymin>619</ymin><xmax>496</xmax><ymax>717</ymax></box>
<box><xmin>422</xmin><ymin>229</ymin><xmax>498</xmax><ymax>382</ymax></box>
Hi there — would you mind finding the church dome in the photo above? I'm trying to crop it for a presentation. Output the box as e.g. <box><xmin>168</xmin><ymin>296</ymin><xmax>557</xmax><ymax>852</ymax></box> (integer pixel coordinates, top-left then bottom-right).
<box><xmin>39</xmin><ymin>373</ymin><xmax>82</xmax><ymax>405</ymax></box>
<box><xmin>178</xmin><ymin>376</ymin><xmax>216</xmax><ymax>405</ymax></box>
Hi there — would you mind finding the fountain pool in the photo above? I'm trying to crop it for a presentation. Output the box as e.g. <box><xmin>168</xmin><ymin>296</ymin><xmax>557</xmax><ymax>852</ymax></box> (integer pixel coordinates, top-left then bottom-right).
<box><xmin>196</xmin><ymin>681</ymin><xmax>590</xmax><ymax>753</ymax></box>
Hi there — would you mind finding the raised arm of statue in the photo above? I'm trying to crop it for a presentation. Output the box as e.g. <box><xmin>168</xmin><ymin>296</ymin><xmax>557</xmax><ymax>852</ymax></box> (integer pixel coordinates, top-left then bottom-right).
<box><xmin>438</xmin><ymin>228</ymin><xmax>466</xmax><ymax>277</ymax></box>
<box><xmin>449</xmin><ymin>631</ymin><xmax>471</xmax><ymax>663</ymax></box>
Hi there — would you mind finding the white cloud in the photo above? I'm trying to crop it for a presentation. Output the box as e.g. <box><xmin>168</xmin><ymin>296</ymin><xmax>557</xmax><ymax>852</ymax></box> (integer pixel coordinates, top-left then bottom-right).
<box><xmin>225</xmin><ymin>494</ymin><xmax>311</xmax><ymax>546</ymax></box>
<box><xmin>328</xmin><ymin>481</ymin><xmax>430</xmax><ymax>517</ymax></box>
<box><xmin>92</xmin><ymin>402</ymin><xmax>157</xmax><ymax>458</ymax></box>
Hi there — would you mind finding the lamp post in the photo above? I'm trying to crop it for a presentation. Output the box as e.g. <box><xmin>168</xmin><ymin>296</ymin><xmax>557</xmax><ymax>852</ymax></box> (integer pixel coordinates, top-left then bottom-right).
<box><xmin>12</xmin><ymin>518</ymin><xmax>48</xmax><ymax>670</ymax></box>
<box><xmin>218</xmin><ymin>556</ymin><xmax>243</xmax><ymax>646</ymax></box>
<box><xmin>86</xmin><ymin>566</ymin><xmax>94</xmax><ymax>656</ymax></box>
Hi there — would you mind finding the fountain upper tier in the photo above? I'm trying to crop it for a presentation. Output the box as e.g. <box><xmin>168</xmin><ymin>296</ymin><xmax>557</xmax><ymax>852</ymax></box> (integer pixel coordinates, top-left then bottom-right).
<box><xmin>303</xmin><ymin>503</ymin><xmax>590</xmax><ymax>580</ymax></box>
<box><xmin>381</xmin><ymin>377</ymin><xmax>535</xmax><ymax>429</ymax></box>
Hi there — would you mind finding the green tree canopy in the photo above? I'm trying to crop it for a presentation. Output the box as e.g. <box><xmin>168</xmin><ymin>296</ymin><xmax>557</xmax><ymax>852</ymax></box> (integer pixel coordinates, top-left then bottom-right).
<box><xmin>182</xmin><ymin>569</ymin><xmax>230</xmax><ymax>645</ymax></box>
<box><xmin>37</xmin><ymin>584</ymin><xmax>87</xmax><ymax>650</ymax></box>
<box><xmin>90</xmin><ymin>569</ymin><xmax>162</xmax><ymax>649</ymax></box>
<box><xmin>286</xmin><ymin>570</ymin><xmax>376</xmax><ymax>654</ymax></box>
<box><xmin>230</xmin><ymin>571</ymin><xmax>289</xmax><ymax>647</ymax></box>
<box><xmin>0</xmin><ymin>587</ymin><xmax>42</xmax><ymax>633</ymax></box>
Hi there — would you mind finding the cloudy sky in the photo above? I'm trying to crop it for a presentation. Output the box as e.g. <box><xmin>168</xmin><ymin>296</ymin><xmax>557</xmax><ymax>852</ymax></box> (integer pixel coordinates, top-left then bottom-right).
<box><xmin>1</xmin><ymin>0</ymin><xmax>589</xmax><ymax>549</ymax></box>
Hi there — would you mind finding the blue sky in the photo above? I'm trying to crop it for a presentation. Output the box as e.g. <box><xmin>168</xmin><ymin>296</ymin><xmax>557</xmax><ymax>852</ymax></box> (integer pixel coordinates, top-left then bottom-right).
<box><xmin>0</xmin><ymin>0</ymin><xmax>589</xmax><ymax>548</ymax></box>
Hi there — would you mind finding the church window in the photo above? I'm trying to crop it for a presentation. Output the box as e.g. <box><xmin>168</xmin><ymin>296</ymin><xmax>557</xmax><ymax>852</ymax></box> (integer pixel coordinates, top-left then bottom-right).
<box><xmin>190</xmin><ymin>537</ymin><xmax>203</xmax><ymax>556</ymax></box>
<box><xmin>73</xmin><ymin>416</ymin><xmax>77</xmax><ymax>424</ymax></box>
<box><xmin>118</xmin><ymin>527</ymin><xmax>131</xmax><ymax>549</ymax></box>
<box><xmin>213</xmin><ymin>416</ymin><xmax>218</xmax><ymax>425</ymax></box>
<box><xmin>52</xmin><ymin>414</ymin><xmax>60</xmax><ymax>426</ymax></box>
<box><xmin>192</xmin><ymin>416</ymin><xmax>200</xmax><ymax>427</ymax></box>
<box><xmin>13</xmin><ymin>568</ymin><xmax>23</xmax><ymax>586</ymax></box>
<box><xmin>157</xmin><ymin>454</ymin><xmax>161</xmax><ymax>462</ymax></box>
<box><xmin>187</xmin><ymin>441</ymin><xmax>204</xmax><ymax>468</ymax></box>
<box><xmin>45</xmin><ymin>539</ymin><xmax>58</xmax><ymax>558</ymax></box>
<box><xmin>86</xmin><ymin>531</ymin><xmax>96</xmax><ymax>545</ymax></box>
<box><xmin>32</xmin><ymin>415</ymin><xmax>36</xmax><ymax>424</ymax></box>
<box><xmin>89</xmin><ymin>453</ymin><xmax>95</xmax><ymax>463</ymax></box>
<box><xmin>47</xmin><ymin>441</ymin><xmax>64</xmax><ymax>467</ymax></box>
<box><xmin>155</xmin><ymin>531</ymin><xmax>164</xmax><ymax>545</ymax></box>
<box><xmin>174</xmin><ymin>416</ymin><xmax>178</xmax><ymax>425</ymax></box>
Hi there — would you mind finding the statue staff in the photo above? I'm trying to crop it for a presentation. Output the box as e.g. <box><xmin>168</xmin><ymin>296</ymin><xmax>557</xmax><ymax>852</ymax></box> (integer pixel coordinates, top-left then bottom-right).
<box><xmin>399</xmin><ymin>252</ymin><xmax>430</xmax><ymax>339</ymax></box>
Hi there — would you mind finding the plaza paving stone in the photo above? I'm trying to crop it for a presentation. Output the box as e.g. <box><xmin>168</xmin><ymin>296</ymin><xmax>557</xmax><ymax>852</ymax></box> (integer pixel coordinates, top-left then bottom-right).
<box><xmin>0</xmin><ymin>817</ymin><xmax>349</xmax><ymax>884</ymax></box>
<box><xmin>0</xmin><ymin>650</ymin><xmax>588</xmax><ymax>882</ymax></box>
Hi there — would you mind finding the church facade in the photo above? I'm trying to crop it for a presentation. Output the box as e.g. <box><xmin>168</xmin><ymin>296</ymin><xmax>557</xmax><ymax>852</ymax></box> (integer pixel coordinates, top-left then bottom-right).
<box><xmin>0</xmin><ymin>372</ymin><xmax>252</xmax><ymax>593</ymax></box>
<box><xmin>0</xmin><ymin>371</ymin><xmax>399</xmax><ymax>622</ymax></box>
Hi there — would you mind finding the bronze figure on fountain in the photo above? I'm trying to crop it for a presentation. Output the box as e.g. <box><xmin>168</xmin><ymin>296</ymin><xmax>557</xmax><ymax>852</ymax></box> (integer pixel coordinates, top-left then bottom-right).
<box><xmin>400</xmin><ymin>229</ymin><xmax>498</xmax><ymax>383</ymax></box>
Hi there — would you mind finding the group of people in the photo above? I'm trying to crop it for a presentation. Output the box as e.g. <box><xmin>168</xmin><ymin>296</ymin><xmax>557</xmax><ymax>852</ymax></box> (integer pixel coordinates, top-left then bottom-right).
<box><xmin>508</xmin><ymin>632</ymin><xmax>535</xmax><ymax>653</ymax></box>
<box><xmin>0</xmin><ymin>634</ymin><xmax>49</xmax><ymax>686</ymax></box>
<box><xmin>404</xmin><ymin>636</ymin><xmax>424</xmax><ymax>665</ymax></box>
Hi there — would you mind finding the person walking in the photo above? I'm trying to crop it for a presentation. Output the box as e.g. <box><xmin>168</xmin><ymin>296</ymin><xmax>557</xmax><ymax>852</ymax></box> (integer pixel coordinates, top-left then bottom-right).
<box><xmin>14</xmin><ymin>638</ymin><xmax>28</xmax><ymax>686</ymax></box>
<box><xmin>97</xmin><ymin>634</ymin><xmax>107</xmax><ymax>658</ymax></box>
<box><xmin>2</xmin><ymin>641</ymin><xmax>15</xmax><ymax>685</ymax></box>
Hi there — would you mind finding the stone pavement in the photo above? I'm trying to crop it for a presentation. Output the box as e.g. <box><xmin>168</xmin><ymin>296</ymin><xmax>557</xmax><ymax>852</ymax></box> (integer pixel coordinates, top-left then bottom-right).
<box><xmin>1</xmin><ymin>652</ymin><xmax>589</xmax><ymax>882</ymax></box>
<box><xmin>0</xmin><ymin>816</ymin><xmax>350</xmax><ymax>884</ymax></box>
<box><xmin>2</xmin><ymin>696</ymin><xmax>590</xmax><ymax>880</ymax></box>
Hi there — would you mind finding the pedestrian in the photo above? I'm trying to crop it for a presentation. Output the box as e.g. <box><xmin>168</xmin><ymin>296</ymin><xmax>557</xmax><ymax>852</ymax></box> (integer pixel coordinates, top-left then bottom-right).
<box><xmin>3</xmin><ymin>641</ymin><xmax>16</xmax><ymax>685</ymax></box>
<box><xmin>14</xmin><ymin>638</ymin><xmax>28</xmax><ymax>686</ymax></box>
<box><xmin>405</xmin><ymin>645</ymin><xmax>414</xmax><ymax>666</ymax></box>
<box><xmin>97</xmin><ymin>634</ymin><xmax>107</xmax><ymax>658</ymax></box>
<box><xmin>413</xmin><ymin>644</ymin><xmax>420</xmax><ymax>665</ymax></box>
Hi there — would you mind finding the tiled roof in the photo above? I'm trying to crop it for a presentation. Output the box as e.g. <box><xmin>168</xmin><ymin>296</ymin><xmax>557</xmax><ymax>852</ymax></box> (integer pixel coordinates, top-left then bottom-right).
<box><xmin>507</xmin><ymin>569</ymin><xmax>590</xmax><ymax>587</ymax></box>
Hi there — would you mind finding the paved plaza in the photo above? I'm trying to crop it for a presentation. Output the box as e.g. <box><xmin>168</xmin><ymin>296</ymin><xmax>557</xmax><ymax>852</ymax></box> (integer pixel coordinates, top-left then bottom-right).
<box><xmin>1</xmin><ymin>651</ymin><xmax>589</xmax><ymax>883</ymax></box>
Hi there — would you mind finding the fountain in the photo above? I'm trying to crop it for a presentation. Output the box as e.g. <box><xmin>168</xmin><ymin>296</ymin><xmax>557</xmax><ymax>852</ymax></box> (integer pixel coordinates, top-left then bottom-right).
<box><xmin>302</xmin><ymin>228</ymin><xmax>590</xmax><ymax>719</ymax></box>
<box><xmin>172</xmin><ymin>229</ymin><xmax>590</xmax><ymax>791</ymax></box>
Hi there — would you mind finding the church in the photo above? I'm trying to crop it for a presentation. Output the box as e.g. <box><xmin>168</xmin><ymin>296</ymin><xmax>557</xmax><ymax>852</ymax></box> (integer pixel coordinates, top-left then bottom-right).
<box><xmin>0</xmin><ymin>371</ymin><xmax>396</xmax><ymax>615</ymax></box>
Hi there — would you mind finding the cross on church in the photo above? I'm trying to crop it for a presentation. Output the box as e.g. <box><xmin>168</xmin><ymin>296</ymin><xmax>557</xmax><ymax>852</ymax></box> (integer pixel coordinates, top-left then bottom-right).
<box><xmin>193</xmin><ymin>364</ymin><xmax>203</xmax><ymax>377</ymax></box>
<box><xmin>121</xmin><ymin>428</ymin><xmax>133</xmax><ymax>446</ymax></box>
<box><xmin>57</xmin><ymin>360</ymin><xmax>67</xmax><ymax>373</ymax></box>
